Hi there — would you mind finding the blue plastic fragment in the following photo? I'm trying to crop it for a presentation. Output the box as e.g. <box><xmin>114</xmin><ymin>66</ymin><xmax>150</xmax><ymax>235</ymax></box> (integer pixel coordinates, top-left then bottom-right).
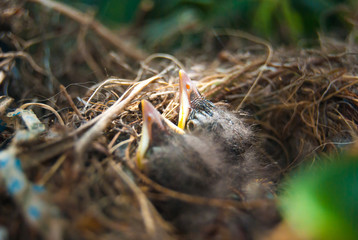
<box><xmin>14</xmin><ymin>158</ymin><xmax>22</xmax><ymax>171</ymax></box>
<box><xmin>28</xmin><ymin>205</ymin><xmax>41</xmax><ymax>220</ymax></box>
<box><xmin>0</xmin><ymin>157</ymin><xmax>9</xmax><ymax>168</ymax></box>
<box><xmin>32</xmin><ymin>185</ymin><xmax>45</xmax><ymax>193</ymax></box>
<box><xmin>8</xmin><ymin>111</ymin><xmax>21</xmax><ymax>117</ymax></box>
<box><xmin>8</xmin><ymin>178</ymin><xmax>24</xmax><ymax>194</ymax></box>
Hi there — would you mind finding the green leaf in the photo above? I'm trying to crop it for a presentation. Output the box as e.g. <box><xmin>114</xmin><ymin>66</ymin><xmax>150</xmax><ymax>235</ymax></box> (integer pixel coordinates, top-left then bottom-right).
<box><xmin>280</xmin><ymin>154</ymin><xmax>358</xmax><ymax>240</ymax></box>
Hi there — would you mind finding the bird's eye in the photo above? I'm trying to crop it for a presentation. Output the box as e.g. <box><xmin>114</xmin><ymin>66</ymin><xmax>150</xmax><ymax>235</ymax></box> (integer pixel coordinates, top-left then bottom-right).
<box><xmin>147</xmin><ymin>116</ymin><xmax>152</xmax><ymax>122</ymax></box>
<box><xmin>186</xmin><ymin>84</ymin><xmax>191</xmax><ymax>90</ymax></box>
<box><xmin>187</xmin><ymin>120</ymin><xmax>196</xmax><ymax>132</ymax></box>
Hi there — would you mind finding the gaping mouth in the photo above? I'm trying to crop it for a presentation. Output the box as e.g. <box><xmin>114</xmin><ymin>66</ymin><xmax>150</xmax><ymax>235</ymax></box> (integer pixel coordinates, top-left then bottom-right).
<box><xmin>136</xmin><ymin>100</ymin><xmax>184</xmax><ymax>168</ymax></box>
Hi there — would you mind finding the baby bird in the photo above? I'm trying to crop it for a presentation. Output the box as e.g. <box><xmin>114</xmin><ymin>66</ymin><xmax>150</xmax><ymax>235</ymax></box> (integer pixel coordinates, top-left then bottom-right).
<box><xmin>136</xmin><ymin>99</ymin><xmax>226</xmax><ymax>196</ymax></box>
<box><xmin>178</xmin><ymin>70</ymin><xmax>275</xmax><ymax>198</ymax></box>
<box><xmin>136</xmin><ymin>100</ymin><xmax>266</xmax><ymax>239</ymax></box>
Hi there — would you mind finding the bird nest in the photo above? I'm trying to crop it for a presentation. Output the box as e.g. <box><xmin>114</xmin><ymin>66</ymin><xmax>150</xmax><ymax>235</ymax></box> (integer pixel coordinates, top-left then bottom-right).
<box><xmin>1</xmin><ymin>1</ymin><xmax>357</xmax><ymax>240</ymax></box>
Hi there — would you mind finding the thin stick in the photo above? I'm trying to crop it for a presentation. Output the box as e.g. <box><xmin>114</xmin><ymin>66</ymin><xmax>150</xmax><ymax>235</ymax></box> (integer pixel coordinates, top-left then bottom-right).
<box><xmin>110</xmin><ymin>161</ymin><xmax>157</xmax><ymax>237</ymax></box>
<box><xmin>0</xmin><ymin>51</ymin><xmax>46</xmax><ymax>74</ymax></box>
<box><xmin>75</xmin><ymin>75</ymin><xmax>161</xmax><ymax>156</ymax></box>
<box><xmin>77</xmin><ymin>18</ymin><xmax>105</xmax><ymax>80</ymax></box>
<box><xmin>29</xmin><ymin>0</ymin><xmax>146</xmax><ymax>60</ymax></box>
<box><xmin>20</xmin><ymin>102</ymin><xmax>65</xmax><ymax>126</ymax></box>
<box><xmin>142</xmin><ymin>53</ymin><xmax>185</xmax><ymax>70</ymax></box>
<box><xmin>109</xmin><ymin>138</ymin><xmax>134</xmax><ymax>154</ymax></box>
<box><xmin>60</xmin><ymin>85</ymin><xmax>84</xmax><ymax>120</ymax></box>
<box><xmin>83</xmin><ymin>78</ymin><xmax>134</xmax><ymax>112</ymax></box>
<box><xmin>222</xmin><ymin>30</ymin><xmax>273</xmax><ymax>111</ymax></box>
<box><xmin>212</xmin><ymin>29</ymin><xmax>273</xmax><ymax>110</ymax></box>
<box><xmin>38</xmin><ymin>154</ymin><xmax>67</xmax><ymax>185</ymax></box>
<box><xmin>108</xmin><ymin>130</ymin><xmax>121</xmax><ymax>150</ymax></box>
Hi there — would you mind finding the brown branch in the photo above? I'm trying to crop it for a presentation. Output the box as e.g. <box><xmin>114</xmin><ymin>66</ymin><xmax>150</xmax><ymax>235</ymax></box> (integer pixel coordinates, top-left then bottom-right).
<box><xmin>0</xmin><ymin>51</ymin><xmax>47</xmax><ymax>74</ymax></box>
<box><xmin>60</xmin><ymin>84</ymin><xmax>84</xmax><ymax>120</ymax></box>
<box><xmin>75</xmin><ymin>74</ymin><xmax>162</xmax><ymax>157</ymax></box>
<box><xmin>29</xmin><ymin>0</ymin><xmax>146</xmax><ymax>61</ymax></box>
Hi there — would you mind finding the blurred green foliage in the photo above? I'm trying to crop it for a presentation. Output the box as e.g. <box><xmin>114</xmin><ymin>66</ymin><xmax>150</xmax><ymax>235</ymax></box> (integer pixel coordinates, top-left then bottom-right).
<box><xmin>60</xmin><ymin>0</ymin><xmax>141</xmax><ymax>24</ymax></box>
<box><xmin>280</xmin><ymin>152</ymin><xmax>358</xmax><ymax>240</ymax></box>
<box><xmin>60</xmin><ymin>0</ymin><xmax>357</xmax><ymax>50</ymax></box>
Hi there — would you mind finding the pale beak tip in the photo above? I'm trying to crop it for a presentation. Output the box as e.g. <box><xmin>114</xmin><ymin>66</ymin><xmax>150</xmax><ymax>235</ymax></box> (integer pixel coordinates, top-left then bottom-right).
<box><xmin>179</xmin><ymin>69</ymin><xmax>187</xmax><ymax>80</ymax></box>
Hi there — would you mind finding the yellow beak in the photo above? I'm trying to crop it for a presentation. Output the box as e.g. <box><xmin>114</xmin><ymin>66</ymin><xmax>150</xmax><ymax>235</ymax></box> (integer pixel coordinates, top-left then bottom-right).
<box><xmin>136</xmin><ymin>100</ymin><xmax>184</xmax><ymax>168</ymax></box>
<box><xmin>178</xmin><ymin>70</ymin><xmax>201</xmax><ymax>129</ymax></box>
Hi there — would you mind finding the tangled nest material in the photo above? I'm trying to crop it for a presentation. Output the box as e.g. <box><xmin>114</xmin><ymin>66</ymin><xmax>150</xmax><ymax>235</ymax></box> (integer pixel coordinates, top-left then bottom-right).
<box><xmin>0</xmin><ymin>0</ymin><xmax>357</xmax><ymax>239</ymax></box>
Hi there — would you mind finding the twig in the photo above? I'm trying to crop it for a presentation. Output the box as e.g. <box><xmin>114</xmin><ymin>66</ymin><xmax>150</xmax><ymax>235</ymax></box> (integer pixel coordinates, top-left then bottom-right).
<box><xmin>83</xmin><ymin>78</ymin><xmax>134</xmax><ymax>112</ymax></box>
<box><xmin>20</xmin><ymin>102</ymin><xmax>65</xmax><ymax>126</ymax></box>
<box><xmin>220</xmin><ymin>29</ymin><xmax>273</xmax><ymax>111</ymax></box>
<box><xmin>29</xmin><ymin>0</ymin><xmax>146</xmax><ymax>61</ymax></box>
<box><xmin>77</xmin><ymin>18</ymin><xmax>105</xmax><ymax>80</ymax></box>
<box><xmin>38</xmin><ymin>153</ymin><xmax>67</xmax><ymax>185</ymax></box>
<box><xmin>75</xmin><ymin>74</ymin><xmax>161</xmax><ymax>157</ymax></box>
<box><xmin>142</xmin><ymin>53</ymin><xmax>185</xmax><ymax>70</ymax></box>
<box><xmin>59</xmin><ymin>85</ymin><xmax>84</xmax><ymax>120</ymax></box>
<box><xmin>110</xmin><ymin>161</ymin><xmax>157</xmax><ymax>238</ymax></box>
<box><xmin>109</xmin><ymin>138</ymin><xmax>134</xmax><ymax>154</ymax></box>
<box><xmin>19</xmin><ymin>135</ymin><xmax>74</xmax><ymax>168</ymax></box>
<box><xmin>0</xmin><ymin>51</ymin><xmax>47</xmax><ymax>75</ymax></box>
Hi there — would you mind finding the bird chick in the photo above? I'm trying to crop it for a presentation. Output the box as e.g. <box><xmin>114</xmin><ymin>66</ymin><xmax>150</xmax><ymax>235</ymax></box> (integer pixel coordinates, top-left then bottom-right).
<box><xmin>178</xmin><ymin>70</ymin><xmax>254</xmax><ymax>158</ymax></box>
<box><xmin>178</xmin><ymin>70</ymin><xmax>274</xmax><ymax>199</ymax></box>
<box><xmin>136</xmin><ymin>100</ymin><xmax>259</xmax><ymax>239</ymax></box>
<box><xmin>137</xmin><ymin>99</ymin><xmax>227</xmax><ymax>196</ymax></box>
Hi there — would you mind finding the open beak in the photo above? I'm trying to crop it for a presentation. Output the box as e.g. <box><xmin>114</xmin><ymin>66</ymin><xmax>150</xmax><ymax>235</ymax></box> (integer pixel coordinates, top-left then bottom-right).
<box><xmin>136</xmin><ymin>100</ymin><xmax>184</xmax><ymax>168</ymax></box>
<box><xmin>178</xmin><ymin>70</ymin><xmax>201</xmax><ymax>129</ymax></box>
<box><xmin>136</xmin><ymin>100</ymin><xmax>164</xmax><ymax>168</ymax></box>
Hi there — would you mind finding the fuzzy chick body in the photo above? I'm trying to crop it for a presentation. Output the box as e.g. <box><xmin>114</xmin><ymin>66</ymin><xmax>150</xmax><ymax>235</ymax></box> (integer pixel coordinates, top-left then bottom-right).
<box><xmin>178</xmin><ymin>70</ymin><xmax>277</xmax><ymax>199</ymax></box>
<box><xmin>138</xmin><ymin>100</ymin><xmax>278</xmax><ymax>239</ymax></box>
